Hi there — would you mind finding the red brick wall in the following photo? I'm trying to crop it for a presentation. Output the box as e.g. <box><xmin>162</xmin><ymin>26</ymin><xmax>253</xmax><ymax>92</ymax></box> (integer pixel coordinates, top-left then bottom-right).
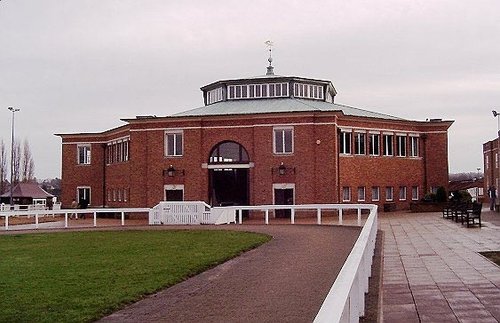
<box><xmin>58</xmin><ymin>113</ymin><xmax>452</xmax><ymax>211</ymax></box>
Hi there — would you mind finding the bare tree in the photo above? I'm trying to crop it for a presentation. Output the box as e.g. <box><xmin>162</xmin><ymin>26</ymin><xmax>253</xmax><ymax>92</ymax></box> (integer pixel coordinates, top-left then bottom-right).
<box><xmin>0</xmin><ymin>140</ymin><xmax>6</xmax><ymax>194</ymax></box>
<box><xmin>21</xmin><ymin>139</ymin><xmax>35</xmax><ymax>182</ymax></box>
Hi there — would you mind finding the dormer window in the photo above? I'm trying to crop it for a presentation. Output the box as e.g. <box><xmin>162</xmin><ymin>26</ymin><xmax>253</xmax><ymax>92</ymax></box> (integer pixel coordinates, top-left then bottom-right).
<box><xmin>207</xmin><ymin>87</ymin><xmax>223</xmax><ymax>105</ymax></box>
<box><xmin>227</xmin><ymin>83</ymin><xmax>288</xmax><ymax>100</ymax></box>
<box><xmin>293</xmin><ymin>83</ymin><xmax>324</xmax><ymax>100</ymax></box>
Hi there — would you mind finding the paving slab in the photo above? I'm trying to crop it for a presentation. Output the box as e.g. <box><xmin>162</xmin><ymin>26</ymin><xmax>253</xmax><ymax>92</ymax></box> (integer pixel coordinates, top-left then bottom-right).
<box><xmin>381</xmin><ymin>210</ymin><xmax>500</xmax><ymax>322</ymax></box>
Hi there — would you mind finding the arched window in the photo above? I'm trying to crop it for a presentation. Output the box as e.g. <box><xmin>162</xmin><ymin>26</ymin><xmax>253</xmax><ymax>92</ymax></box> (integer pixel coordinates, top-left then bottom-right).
<box><xmin>209</xmin><ymin>141</ymin><xmax>249</xmax><ymax>164</ymax></box>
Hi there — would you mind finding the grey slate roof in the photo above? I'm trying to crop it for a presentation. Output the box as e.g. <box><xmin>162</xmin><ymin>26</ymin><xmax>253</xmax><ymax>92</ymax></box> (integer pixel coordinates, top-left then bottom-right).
<box><xmin>173</xmin><ymin>98</ymin><xmax>405</xmax><ymax>121</ymax></box>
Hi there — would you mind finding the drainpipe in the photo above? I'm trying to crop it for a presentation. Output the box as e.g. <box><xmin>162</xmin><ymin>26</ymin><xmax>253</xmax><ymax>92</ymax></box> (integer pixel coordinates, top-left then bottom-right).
<box><xmin>102</xmin><ymin>143</ymin><xmax>107</xmax><ymax>207</ymax></box>
<box><xmin>336</xmin><ymin>126</ymin><xmax>341</xmax><ymax>203</ymax></box>
<box><xmin>421</xmin><ymin>134</ymin><xmax>428</xmax><ymax>194</ymax></box>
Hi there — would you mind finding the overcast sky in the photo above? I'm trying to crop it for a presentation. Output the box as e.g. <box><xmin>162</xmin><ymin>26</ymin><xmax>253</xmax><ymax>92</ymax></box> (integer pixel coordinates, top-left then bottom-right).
<box><xmin>1</xmin><ymin>0</ymin><xmax>499</xmax><ymax>179</ymax></box>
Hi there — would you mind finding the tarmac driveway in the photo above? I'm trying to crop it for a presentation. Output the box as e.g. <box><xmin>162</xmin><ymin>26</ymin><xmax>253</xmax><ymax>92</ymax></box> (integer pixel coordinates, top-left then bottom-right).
<box><xmin>99</xmin><ymin>224</ymin><xmax>361</xmax><ymax>323</ymax></box>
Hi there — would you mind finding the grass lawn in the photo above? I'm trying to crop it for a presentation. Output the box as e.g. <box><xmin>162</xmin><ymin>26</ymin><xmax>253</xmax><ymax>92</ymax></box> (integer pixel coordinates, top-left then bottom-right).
<box><xmin>480</xmin><ymin>251</ymin><xmax>500</xmax><ymax>266</ymax></box>
<box><xmin>0</xmin><ymin>230</ymin><xmax>270</xmax><ymax>323</ymax></box>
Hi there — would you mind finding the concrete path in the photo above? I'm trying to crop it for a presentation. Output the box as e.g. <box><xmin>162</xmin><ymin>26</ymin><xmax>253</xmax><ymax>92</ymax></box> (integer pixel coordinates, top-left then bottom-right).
<box><xmin>99</xmin><ymin>225</ymin><xmax>361</xmax><ymax>323</ymax></box>
<box><xmin>381</xmin><ymin>210</ymin><xmax>500</xmax><ymax>322</ymax></box>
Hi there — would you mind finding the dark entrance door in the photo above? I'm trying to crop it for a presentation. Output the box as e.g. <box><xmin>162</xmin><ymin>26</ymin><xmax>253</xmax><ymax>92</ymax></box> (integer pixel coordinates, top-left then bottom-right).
<box><xmin>274</xmin><ymin>188</ymin><xmax>294</xmax><ymax>218</ymax></box>
<box><xmin>210</xmin><ymin>168</ymin><xmax>249</xmax><ymax>206</ymax></box>
<box><xmin>208</xmin><ymin>141</ymin><xmax>250</xmax><ymax>208</ymax></box>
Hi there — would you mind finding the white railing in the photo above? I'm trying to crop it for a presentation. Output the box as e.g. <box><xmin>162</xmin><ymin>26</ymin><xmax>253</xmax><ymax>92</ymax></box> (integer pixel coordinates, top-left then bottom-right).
<box><xmin>149</xmin><ymin>201</ymin><xmax>217</xmax><ymax>225</ymax></box>
<box><xmin>231</xmin><ymin>203</ymin><xmax>371</xmax><ymax>226</ymax></box>
<box><xmin>0</xmin><ymin>207</ymin><xmax>150</xmax><ymax>231</ymax></box>
<box><xmin>228</xmin><ymin>203</ymin><xmax>378</xmax><ymax>323</ymax></box>
<box><xmin>314</xmin><ymin>204</ymin><xmax>378</xmax><ymax>323</ymax></box>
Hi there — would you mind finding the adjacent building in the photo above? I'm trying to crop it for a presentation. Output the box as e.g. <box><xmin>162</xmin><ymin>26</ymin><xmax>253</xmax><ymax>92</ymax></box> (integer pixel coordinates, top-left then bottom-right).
<box><xmin>57</xmin><ymin>61</ymin><xmax>453</xmax><ymax>213</ymax></box>
<box><xmin>483</xmin><ymin>138</ymin><xmax>498</xmax><ymax>205</ymax></box>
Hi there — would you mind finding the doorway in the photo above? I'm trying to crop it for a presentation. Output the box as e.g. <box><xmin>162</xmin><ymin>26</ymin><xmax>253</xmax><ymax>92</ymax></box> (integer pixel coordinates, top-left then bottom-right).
<box><xmin>273</xmin><ymin>184</ymin><xmax>295</xmax><ymax>218</ymax></box>
<box><xmin>208</xmin><ymin>141</ymin><xmax>250</xmax><ymax>207</ymax></box>
<box><xmin>210</xmin><ymin>168</ymin><xmax>249</xmax><ymax>206</ymax></box>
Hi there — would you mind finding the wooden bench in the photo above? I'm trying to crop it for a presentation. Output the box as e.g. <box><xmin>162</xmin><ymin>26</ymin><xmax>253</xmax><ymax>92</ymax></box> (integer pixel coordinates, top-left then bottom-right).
<box><xmin>462</xmin><ymin>202</ymin><xmax>482</xmax><ymax>228</ymax></box>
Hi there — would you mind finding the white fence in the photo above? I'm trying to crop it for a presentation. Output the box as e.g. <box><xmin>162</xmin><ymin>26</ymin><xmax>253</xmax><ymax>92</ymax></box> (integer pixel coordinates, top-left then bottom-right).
<box><xmin>149</xmin><ymin>201</ymin><xmax>235</xmax><ymax>225</ymax></box>
<box><xmin>314</xmin><ymin>204</ymin><xmax>378</xmax><ymax>323</ymax></box>
<box><xmin>0</xmin><ymin>207</ymin><xmax>150</xmax><ymax>230</ymax></box>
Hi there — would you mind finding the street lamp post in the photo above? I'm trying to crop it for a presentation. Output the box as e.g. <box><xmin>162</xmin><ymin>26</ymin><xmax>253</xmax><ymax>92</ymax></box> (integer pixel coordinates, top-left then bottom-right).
<box><xmin>493</xmin><ymin>110</ymin><xmax>499</xmax><ymax>136</ymax></box>
<box><xmin>8</xmin><ymin>107</ymin><xmax>20</xmax><ymax>207</ymax></box>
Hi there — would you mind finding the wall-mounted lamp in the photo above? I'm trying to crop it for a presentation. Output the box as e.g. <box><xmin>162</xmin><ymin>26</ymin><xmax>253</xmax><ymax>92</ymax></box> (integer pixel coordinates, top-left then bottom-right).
<box><xmin>164</xmin><ymin>165</ymin><xmax>184</xmax><ymax>177</ymax></box>
<box><xmin>278</xmin><ymin>162</ymin><xmax>286</xmax><ymax>175</ymax></box>
<box><xmin>271</xmin><ymin>162</ymin><xmax>295</xmax><ymax>175</ymax></box>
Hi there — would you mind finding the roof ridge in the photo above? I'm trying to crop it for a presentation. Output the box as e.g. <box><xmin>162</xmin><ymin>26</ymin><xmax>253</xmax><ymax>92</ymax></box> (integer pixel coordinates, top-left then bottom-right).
<box><xmin>334</xmin><ymin>102</ymin><xmax>406</xmax><ymax>120</ymax></box>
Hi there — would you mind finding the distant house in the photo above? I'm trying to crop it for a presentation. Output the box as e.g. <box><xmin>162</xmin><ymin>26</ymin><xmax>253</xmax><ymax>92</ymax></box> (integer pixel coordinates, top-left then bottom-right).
<box><xmin>0</xmin><ymin>183</ymin><xmax>54</xmax><ymax>206</ymax></box>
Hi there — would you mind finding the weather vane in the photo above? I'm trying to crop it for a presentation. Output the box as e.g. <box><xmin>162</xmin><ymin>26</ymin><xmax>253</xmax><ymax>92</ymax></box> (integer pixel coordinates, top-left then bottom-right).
<box><xmin>265</xmin><ymin>40</ymin><xmax>274</xmax><ymax>66</ymax></box>
<box><xmin>264</xmin><ymin>40</ymin><xmax>275</xmax><ymax>75</ymax></box>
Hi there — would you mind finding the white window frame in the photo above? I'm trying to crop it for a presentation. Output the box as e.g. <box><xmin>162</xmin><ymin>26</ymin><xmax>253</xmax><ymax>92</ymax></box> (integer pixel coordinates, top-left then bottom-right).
<box><xmin>207</xmin><ymin>87</ymin><xmax>223</xmax><ymax>104</ymax></box>
<box><xmin>383</xmin><ymin>134</ymin><xmax>393</xmax><ymax>156</ymax></box>
<box><xmin>165</xmin><ymin>130</ymin><xmax>184</xmax><ymax>157</ymax></box>
<box><xmin>228</xmin><ymin>83</ymin><xmax>288</xmax><ymax>100</ymax></box>
<box><xmin>77</xmin><ymin>144</ymin><xmax>91</xmax><ymax>165</ymax></box>
<box><xmin>342</xmin><ymin>186</ymin><xmax>351</xmax><ymax>202</ymax></box>
<box><xmin>293</xmin><ymin>83</ymin><xmax>324</xmax><ymax>100</ymax></box>
<box><xmin>410</xmin><ymin>135</ymin><xmax>419</xmax><ymax>157</ymax></box>
<box><xmin>399</xmin><ymin>186</ymin><xmax>407</xmax><ymax>201</ymax></box>
<box><xmin>273</xmin><ymin>127</ymin><xmax>294</xmax><ymax>154</ymax></box>
<box><xmin>412</xmin><ymin>186</ymin><xmax>419</xmax><ymax>201</ymax></box>
<box><xmin>354</xmin><ymin>132</ymin><xmax>366</xmax><ymax>155</ymax></box>
<box><xmin>372</xmin><ymin>186</ymin><xmax>380</xmax><ymax>201</ymax></box>
<box><xmin>386</xmin><ymin>186</ymin><xmax>394</xmax><ymax>201</ymax></box>
<box><xmin>357</xmin><ymin>186</ymin><xmax>366</xmax><ymax>202</ymax></box>
<box><xmin>369</xmin><ymin>133</ymin><xmax>380</xmax><ymax>156</ymax></box>
<box><xmin>340</xmin><ymin>130</ymin><xmax>352</xmax><ymax>155</ymax></box>
<box><xmin>396</xmin><ymin>135</ymin><xmax>407</xmax><ymax>157</ymax></box>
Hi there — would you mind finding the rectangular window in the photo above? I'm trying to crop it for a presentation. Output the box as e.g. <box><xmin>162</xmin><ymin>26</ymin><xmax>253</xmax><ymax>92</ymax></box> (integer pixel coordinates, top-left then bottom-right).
<box><xmin>410</xmin><ymin>136</ymin><xmax>419</xmax><ymax>157</ymax></box>
<box><xmin>228</xmin><ymin>86</ymin><xmax>235</xmax><ymax>99</ymax></box>
<box><xmin>412</xmin><ymin>186</ymin><xmax>419</xmax><ymax>201</ymax></box>
<box><xmin>354</xmin><ymin>132</ymin><xmax>366</xmax><ymax>155</ymax></box>
<box><xmin>117</xmin><ymin>189</ymin><xmax>122</xmax><ymax>202</ymax></box>
<box><xmin>369</xmin><ymin>134</ymin><xmax>380</xmax><ymax>156</ymax></box>
<box><xmin>342</xmin><ymin>187</ymin><xmax>351</xmax><ymax>202</ymax></box>
<box><xmin>396</xmin><ymin>135</ymin><xmax>407</xmax><ymax>157</ymax></box>
<box><xmin>282</xmin><ymin>83</ymin><xmax>288</xmax><ymax>96</ymax></box>
<box><xmin>165</xmin><ymin>131</ymin><xmax>183</xmax><ymax>156</ymax></box>
<box><xmin>339</xmin><ymin>130</ymin><xmax>352</xmax><ymax>154</ymax></box>
<box><xmin>358</xmin><ymin>186</ymin><xmax>366</xmax><ymax>202</ymax></box>
<box><xmin>164</xmin><ymin>185</ymin><xmax>184</xmax><ymax>201</ymax></box>
<box><xmin>386</xmin><ymin>186</ymin><xmax>394</xmax><ymax>201</ymax></box>
<box><xmin>399</xmin><ymin>186</ymin><xmax>407</xmax><ymax>200</ymax></box>
<box><xmin>123</xmin><ymin>189</ymin><xmax>128</xmax><ymax>202</ymax></box>
<box><xmin>77</xmin><ymin>145</ymin><xmax>91</xmax><ymax>165</ymax></box>
<box><xmin>383</xmin><ymin>134</ymin><xmax>393</xmax><ymax>156</ymax></box>
<box><xmin>372</xmin><ymin>186</ymin><xmax>380</xmax><ymax>201</ymax></box>
<box><xmin>274</xmin><ymin>127</ymin><xmax>293</xmax><ymax>154</ymax></box>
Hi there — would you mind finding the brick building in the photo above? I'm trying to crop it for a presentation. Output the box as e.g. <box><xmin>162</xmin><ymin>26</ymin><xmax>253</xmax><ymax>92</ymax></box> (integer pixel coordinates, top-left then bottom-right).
<box><xmin>57</xmin><ymin>63</ymin><xmax>453</xmax><ymax>213</ymax></box>
<box><xmin>483</xmin><ymin>138</ymin><xmax>498</xmax><ymax>205</ymax></box>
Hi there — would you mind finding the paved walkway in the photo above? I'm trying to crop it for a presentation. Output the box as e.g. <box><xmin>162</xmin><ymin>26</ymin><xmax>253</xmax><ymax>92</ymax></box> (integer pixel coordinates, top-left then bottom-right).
<box><xmin>381</xmin><ymin>210</ymin><xmax>500</xmax><ymax>322</ymax></box>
